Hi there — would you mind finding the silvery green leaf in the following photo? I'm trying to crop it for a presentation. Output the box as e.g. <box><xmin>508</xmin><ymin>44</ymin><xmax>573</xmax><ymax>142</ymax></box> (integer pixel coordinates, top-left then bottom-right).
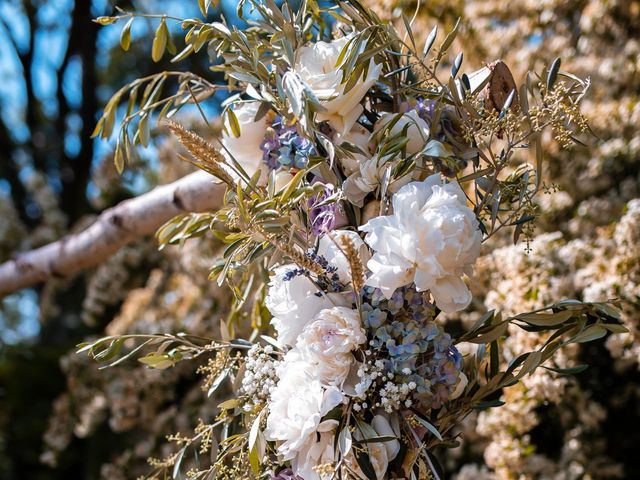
<box><xmin>593</xmin><ymin>302</ymin><xmax>621</xmax><ymax>320</ymax></box>
<box><xmin>513</xmin><ymin>351</ymin><xmax>542</xmax><ymax>380</ymax></box>
<box><xmin>473</xmin><ymin>399</ymin><xmax>505</xmax><ymax>410</ymax></box>
<box><xmin>172</xmin><ymin>446</ymin><xmax>186</xmax><ymax>479</ymax></box>
<box><xmin>245</xmin><ymin>83</ymin><xmax>262</xmax><ymax>100</ymax></box>
<box><xmin>207</xmin><ymin>369</ymin><xmax>229</xmax><ymax>397</ymax></box>
<box><xmin>316</xmin><ymin>132</ymin><xmax>336</xmax><ymax>167</ymax></box>
<box><xmin>152</xmin><ymin>18</ymin><xmax>168</xmax><ymax>62</ymax></box>
<box><xmin>402</xmin><ymin>13</ymin><xmax>416</xmax><ymax>52</ymax></box>
<box><xmin>515</xmin><ymin>310</ymin><xmax>573</xmax><ymax>326</ymax></box>
<box><xmin>543</xmin><ymin>364</ymin><xmax>589</xmax><ymax>375</ymax></box>
<box><xmin>600</xmin><ymin>323</ymin><xmax>628</xmax><ymax>334</ymax></box>
<box><xmin>439</xmin><ymin>17</ymin><xmax>460</xmax><ymax>55</ymax></box>
<box><xmin>458</xmin><ymin>167</ymin><xmax>494</xmax><ymax>183</ymax></box>
<box><xmin>502</xmin><ymin>89</ymin><xmax>516</xmax><ymax>112</ymax></box>
<box><xmin>413</xmin><ymin>415</ymin><xmax>443</xmax><ymax>441</ymax></box>
<box><xmin>120</xmin><ymin>17</ymin><xmax>133</xmax><ymax>51</ymax></box>
<box><xmin>338</xmin><ymin>427</ymin><xmax>353</xmax><ymax>456</ymax></box>
<box><xmin>461</xmin><ymin>73</ymin><xmax>471</xmax><ymax>91</ymax></box>
<box><xmin>228</xmin><ymin>71</ymin><xmax>260</xmax><ymax>83</ymax></box>
<box><xmin>248</xmin><ymin>409</ymin><xmax>265</xmax><ymax>452</ymax></box>
<box><xmin>547</xmin><ymin>57</ymin><xmax>561</xmax><ymax>90</ymax></box>
<box><xmin>465</xmin><ymin>322</ymin><xmax>509</xmax><ymax>344</ymax></box>
<box><xmin>227</xmin><ymin>108</ymin><xmax>241</xmax><ymax>137</ymax></box>
<box><xmin>451</xmin><ymin>52</ymin><xmax>463</xmax><ymax>78</ymax></box>
<box><xmin>571</xmin><ymin>325</ymin><xmax>608</xmax><ymax>343</ymax></box>
<box><xmin>282</xmin><ymin>71</ymin><xmax>305</xmax><ymax>118</ymax></box>
<box><xmin>519</xmin><ymin>83</ymin><xmax>529</xmax><ymax>114</ymax></box>
<box><xmin>423</xmin><ymin>25</ymin><xmax>437</xmax><ymax>57</ymax></box>
<box><xmin>354</xmin><ymin>436</ymin><xmax>398</xmax><ymax>444</ymax></box>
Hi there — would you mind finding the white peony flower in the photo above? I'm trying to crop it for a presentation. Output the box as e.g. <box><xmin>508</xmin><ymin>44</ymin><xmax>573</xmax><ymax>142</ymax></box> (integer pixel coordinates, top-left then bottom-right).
<box><xmin>265</xmin><ymin>352</ymin><xmax>344</xmax><ymax>461</ymax></box>
<box><xmin>374</xmin><ymin>110</ymin><xmax>430</xmax><ymax>155</ymax></box>
<box><xmin>360</xmin><ymin>174</ymin><xmax>482</xmax><ymax>312</ymax></box>
<box><xmin>295</xmin><ymin>36</ymin><xmax>382</xmax><ymax>135</ymax></box>
<box><xmin>221</xmin><ymin>101</ymin><xmax>268</xmax><ymax>184</ymax></box>
<box><xmin>265</xmin><ymin>265</ymin><xmax>350</xmax><ymax>347</ymax></box>
<box><xmin>296</xmin><ymin>306</ymin><xmax>366</xmax><ymax>386</ymax></box>
<box><xmin>317</xmin><ymin>230</ymin><xmax>369</xmax><ymax>284</ymax></box>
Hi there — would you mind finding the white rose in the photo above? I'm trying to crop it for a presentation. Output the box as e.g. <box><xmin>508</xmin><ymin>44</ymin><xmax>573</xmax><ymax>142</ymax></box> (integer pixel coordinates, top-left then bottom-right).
<box><xmin>291</xmin><ymin>430</ymin><xmax>340</xmax><ymax>480</ymax></box>
<box><xmin>348</xmin><ymin>421</ymin><xmax>389</xmax><ymax>480</ymax></box>
<box><xmin>374</xmin><ymin>110</ymin><xmax>430</xmax><ymax>155</ymax></box>
<box><xmin>343</xmin><ymin>154</ymin><xmax>412</xmax><ymax>207</ymax></box>
<box><xmin>221</xmin><ymin>101</ymin><xmax>268</xmax><ymax>184</ymax></box>
<box><xmin>317</xmin><ymin>230</ymin><xmax>369</xmax><ymax>285</ymax></box>
<box><xmin>343</xmin><ymin>155</ymin><xmax>382</xmax><ymax>206</ymax></box>
<box><xmin>295</xmin><ymin>36</ymin><xmax>382</xmax><ymax>135</ymax></box>
<box><xmin>371</xmin><ymin>413</ymin><xmax>400</xmax><ymax>461</ymax></box>
<box><xmin>335</xmin><ymin>123</ymin><xmax>373</xmax><ymax>175</ymax></box>
<box><xmin>265</xmin><ymin>354</ymin><xmax>344</xmax><ymax>461</ymax></box>
<box><xmin>360</xmin><ymin>174</ymin><xmax>482</xmax><ymax>312</ymax></box>
<box><xmin>450</xmin><ymin>371</ymin><xmax>468</xmax><ymax>399</ymax></box>
<box><xmin>274</xmin><ymin>171</ymin><xmax>295</xmax><ymax>191</ymax></box>
<box><xmin>265</xmin><ymin>264</ymin><xmax>350</xmax><ymax>347</ymax></box>
<box><xmin>296</xmin><ymin>306</ymin><xmax>366</xmax><ymax>386</ymax></box>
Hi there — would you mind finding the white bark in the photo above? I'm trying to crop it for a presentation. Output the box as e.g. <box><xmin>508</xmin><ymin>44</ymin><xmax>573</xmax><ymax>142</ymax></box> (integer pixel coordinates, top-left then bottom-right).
<box><xmin>0</xmin><ymin>171</ymin><xmax>224</xmax><ymax>297</ymax></box>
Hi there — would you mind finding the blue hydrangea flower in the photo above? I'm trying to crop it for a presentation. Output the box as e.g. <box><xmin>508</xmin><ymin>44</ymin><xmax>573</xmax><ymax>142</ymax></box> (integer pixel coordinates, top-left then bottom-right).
<box><xmin>362</xmin><ymin>305</ymin><xmax>387</xmax><ymax>329</ymax></box>
<box><xmin>260</xmin><ymin>119</ymin><xmax>318</xmax><ymax>170</ymax></box>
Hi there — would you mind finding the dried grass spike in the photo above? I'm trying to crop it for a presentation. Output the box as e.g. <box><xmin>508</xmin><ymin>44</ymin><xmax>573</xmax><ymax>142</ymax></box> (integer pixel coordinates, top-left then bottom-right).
<box><xmin>340</xmin><ymin>234</ymin><xmax>365</xmax><ymax>294</ymax></box>
<box><xmin>269</xmin><ymin>237</ymin><xmax>326</xmax><ymax>278</ymax></box>
<box><xmin>165</xmin><ymin>120</ymin><xmax>235</xmax><ymax>186</ymax></box>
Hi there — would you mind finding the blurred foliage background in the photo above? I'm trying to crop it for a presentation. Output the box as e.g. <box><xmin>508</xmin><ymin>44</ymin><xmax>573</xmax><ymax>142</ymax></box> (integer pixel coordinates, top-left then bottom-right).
<box><xmin>0</xmin><ymin>0</ymin><xmax>638</xmax><ymax>478</ymax></box>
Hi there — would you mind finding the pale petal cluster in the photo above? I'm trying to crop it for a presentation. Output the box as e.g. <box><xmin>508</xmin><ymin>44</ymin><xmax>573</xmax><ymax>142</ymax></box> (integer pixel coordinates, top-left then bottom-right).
<box><xmin>265</xmin><ymin>265</ymin><xmax>349</xmax><ymax>347</ymax></box>
<box><xmin>296</xmin><ymin>306</ymin><xmax>366</xmax><ymax>386</ymax></box>
<box><xmin>265</xmin><ymin>306</ymin><xmax>363</xmax><ymax>476</ymax></box>
<box><xmin>220</xmin><ymin>101</ymin><xmax>269</xmax><ymax>183</ymax></box>
<box><xmin>295</xmin><ymin>36</ymin><xmax>382</xmax><ymax>134</ymax></box>
<box><xmin>334</xmin><ymin>123</ymin><xmax>372</xmax><ymax>175</ymax></box>
<box><xmin>374</xmin><ymin>111</ymin><xmax>430</xmax><ymax>155</ymax></box>
<box><xmin>316</xmin><ymin>229</ymin><xmax>369</xmax><ymax>284</ymax></box>
<box><xmin>264</xmin><ymin>352</ymin><xmax>344</xmax><ymax>461</ymax></box>
<box><xmin>360</xmin><ymin>174</ymin><xmax>482</xmax><ymax>312</ymax></box>
<box><xmin>347</xmin><ymin>414</ymin><xmax>400</xmax><ymax>480</ymax></box>
<box><xmin>265</xmin><ymin>239</ymin><xmax>366</xmax><ymax>476</ymax></box>
<box><xmin>291</xmin><ymin>431</ymin><xmax>339</xmax><ymax>480</ymax></box>
<box><xmin>343</xmin><ymin>154</ymin><xmax>412</xmax><ymax>207</ymax></box>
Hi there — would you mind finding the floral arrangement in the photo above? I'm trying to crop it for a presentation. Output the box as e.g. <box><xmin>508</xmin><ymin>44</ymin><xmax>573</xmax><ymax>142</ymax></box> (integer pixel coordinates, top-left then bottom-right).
<box><xmin>82</xmin><ymin>1</ymin><xmax>625</xmax><ymax>479</ymax></box>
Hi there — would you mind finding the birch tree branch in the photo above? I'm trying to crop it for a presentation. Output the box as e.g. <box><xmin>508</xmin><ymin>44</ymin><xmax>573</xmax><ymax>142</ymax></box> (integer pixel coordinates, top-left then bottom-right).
<box><xmin>0</xmin><ymin>171</ymin><xmax>224</xmax><ymax>297</ymax></box>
